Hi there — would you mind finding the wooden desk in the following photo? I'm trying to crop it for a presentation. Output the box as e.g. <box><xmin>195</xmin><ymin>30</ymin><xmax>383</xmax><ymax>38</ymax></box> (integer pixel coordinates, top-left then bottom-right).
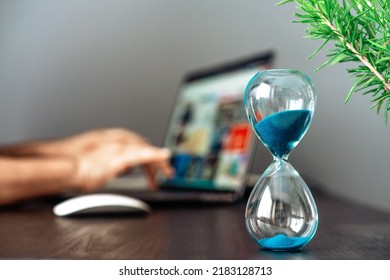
<box><xmin>0</xmin><ymin>189</ymin><xmax>389</xmax><ymax>260</ymax></box>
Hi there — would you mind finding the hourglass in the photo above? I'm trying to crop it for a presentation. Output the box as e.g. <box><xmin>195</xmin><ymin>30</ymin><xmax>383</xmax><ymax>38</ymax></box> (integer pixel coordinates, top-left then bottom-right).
<box><xmin>244</xmin><ymin>69</ymin><xmax>318</xmax><ymax>251</ymax></box>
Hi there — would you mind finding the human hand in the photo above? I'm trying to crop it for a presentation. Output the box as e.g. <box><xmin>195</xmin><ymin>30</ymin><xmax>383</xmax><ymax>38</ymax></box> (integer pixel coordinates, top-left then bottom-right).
<box><xmin>0</xmin><ymin>128</ymin><xmax>174</xmax><ymax>205</ymax></box>
<box><xmin>36</xmin><ymin>128</ymin><xmax>174</xmax><ymax>192</ymax></box>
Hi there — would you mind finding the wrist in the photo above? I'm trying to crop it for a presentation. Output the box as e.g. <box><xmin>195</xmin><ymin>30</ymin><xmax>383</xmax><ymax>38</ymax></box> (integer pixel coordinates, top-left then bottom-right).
<box><xmin>69</xmin><ymin>155</ymin><xmax>102</xmax><ymax>193</ymax></box>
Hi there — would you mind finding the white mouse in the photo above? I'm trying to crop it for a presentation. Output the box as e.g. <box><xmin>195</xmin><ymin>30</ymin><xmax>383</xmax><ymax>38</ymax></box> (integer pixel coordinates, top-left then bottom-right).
<box><xmin>53</xmin><ymin>193</ymin><xmax>151</xmax><ymax>217</ymax></box>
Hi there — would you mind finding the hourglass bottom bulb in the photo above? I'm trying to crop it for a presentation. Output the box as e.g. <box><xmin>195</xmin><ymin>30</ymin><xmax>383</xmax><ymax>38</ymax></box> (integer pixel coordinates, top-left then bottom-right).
<box><xmin>245</xmin><ymin>160</ymin><xmax>318</xmax><ymax>251</ymax></box>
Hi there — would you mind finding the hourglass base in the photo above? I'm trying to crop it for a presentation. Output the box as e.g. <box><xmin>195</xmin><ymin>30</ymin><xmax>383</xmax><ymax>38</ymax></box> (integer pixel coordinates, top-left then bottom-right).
<box><xmin>245</xmin><ymin>159</ymin><xmax>318</xmax><ymax>251</ymax></box>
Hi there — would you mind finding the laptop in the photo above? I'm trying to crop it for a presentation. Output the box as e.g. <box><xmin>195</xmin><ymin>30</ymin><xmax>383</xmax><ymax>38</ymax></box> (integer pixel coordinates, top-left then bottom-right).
<box><xmin>106</xmin><ymin>51</ymin><xmax>274</xmax><ymax>204</ymax></box>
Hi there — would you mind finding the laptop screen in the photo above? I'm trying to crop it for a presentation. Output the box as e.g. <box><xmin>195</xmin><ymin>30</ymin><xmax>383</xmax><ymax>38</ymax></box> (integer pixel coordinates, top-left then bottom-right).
<box><xmin>161</xmin><ymin>52</ymin><xmax>274</xmax><ymax>192</ymax></box>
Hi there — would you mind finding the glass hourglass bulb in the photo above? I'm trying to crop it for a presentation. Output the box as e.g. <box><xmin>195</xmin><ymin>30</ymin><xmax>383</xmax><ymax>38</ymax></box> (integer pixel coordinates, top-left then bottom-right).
<box><xmin>244</xmin><ymin>69</ymin><xmax>318</xmax><ymax>251</ymax></box>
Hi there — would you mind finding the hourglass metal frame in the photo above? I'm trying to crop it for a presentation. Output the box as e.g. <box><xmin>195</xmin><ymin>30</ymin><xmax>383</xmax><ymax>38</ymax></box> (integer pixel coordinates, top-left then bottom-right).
<box><xmin>244</xmin><ymin>69</ymin><xmax>318</xmax><ymax>251</ymax></box>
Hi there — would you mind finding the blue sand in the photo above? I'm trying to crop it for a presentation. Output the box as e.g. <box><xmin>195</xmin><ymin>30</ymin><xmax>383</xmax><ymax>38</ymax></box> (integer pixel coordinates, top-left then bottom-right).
<box><xmin>255</xmin><ymin>110</ymin><xmax>311</xmax><ymax>158</ymax></box>
<box><xmin>258</xmin><ymin>234</ymin><xmax>310</xmax><ymax>250</ymax></box>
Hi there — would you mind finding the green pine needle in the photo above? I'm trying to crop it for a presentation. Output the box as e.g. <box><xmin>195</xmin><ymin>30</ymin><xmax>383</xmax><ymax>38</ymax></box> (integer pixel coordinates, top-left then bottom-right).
<box><xmin>278</xmin><ymin>0</ymin><xmax>390</xmax><ymax>123</ymax></box>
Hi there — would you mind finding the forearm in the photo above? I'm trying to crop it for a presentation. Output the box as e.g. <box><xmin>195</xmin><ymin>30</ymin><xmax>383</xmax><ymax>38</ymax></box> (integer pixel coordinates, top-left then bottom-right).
<box><xmin>0</xmin><ymin>157</ymin><xmax>77</xmax><ymax>205</ymax></box>
<box><xmin>0</xmin><ymin>138</ymin><xmax>69</xmax><ymax>157</ymax></box>
<box><xmin>0</xmin><ymin>141</ymin><xmax>50</xmax><ymax>157</ymax></box>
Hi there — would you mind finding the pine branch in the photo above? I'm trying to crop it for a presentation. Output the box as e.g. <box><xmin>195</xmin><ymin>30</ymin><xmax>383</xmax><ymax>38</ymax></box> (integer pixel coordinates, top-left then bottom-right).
<box><xmin>319</xmin><ymin>9</ymin><xmax>390</xmax><ymax>92</ymax></box>
<box><xmin>277</xmin><ymin>0</ymin><xmax>390</xmax><ymax>123</ymax></box>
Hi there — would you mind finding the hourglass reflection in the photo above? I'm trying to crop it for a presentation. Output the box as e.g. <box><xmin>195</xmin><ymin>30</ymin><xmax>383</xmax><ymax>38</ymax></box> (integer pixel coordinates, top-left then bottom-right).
<box><xmin>244</xmin><ymin>69</ymin><xmax>318</xmax><ymax>251</ymax></box>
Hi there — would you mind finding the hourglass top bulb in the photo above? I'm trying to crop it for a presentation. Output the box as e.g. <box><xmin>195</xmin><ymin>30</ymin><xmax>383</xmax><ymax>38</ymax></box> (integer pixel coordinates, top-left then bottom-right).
<box><xmin>244</xmin><ymin>69</ymin><xmax>316</xmax><ymax>159</ymax></box>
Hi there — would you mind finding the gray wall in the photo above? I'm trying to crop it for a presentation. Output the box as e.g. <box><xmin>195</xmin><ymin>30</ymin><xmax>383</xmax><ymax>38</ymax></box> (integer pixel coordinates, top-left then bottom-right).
<box><xmin>1</xmin><ymin>0</ymin><xmax>389</xmax><ymax>212</ymax></box>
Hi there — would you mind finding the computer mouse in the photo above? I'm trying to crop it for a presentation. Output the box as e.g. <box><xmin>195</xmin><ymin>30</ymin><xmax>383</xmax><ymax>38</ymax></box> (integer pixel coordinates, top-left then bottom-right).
<box><xmin>52</xmin><ymin>193</ymin><xmax>151</xmax><ymax>217</ymax></box>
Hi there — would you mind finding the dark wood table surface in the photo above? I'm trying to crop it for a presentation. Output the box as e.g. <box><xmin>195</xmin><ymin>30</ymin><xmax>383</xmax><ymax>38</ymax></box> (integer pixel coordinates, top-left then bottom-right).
<box><xmin>0</xmin><ymin>187</ymin><xmax>389</xmax><ymax>260</ymax></box>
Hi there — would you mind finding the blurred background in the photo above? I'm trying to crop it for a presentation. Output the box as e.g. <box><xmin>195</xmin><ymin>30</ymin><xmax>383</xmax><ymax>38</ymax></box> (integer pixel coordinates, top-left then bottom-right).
<box><xmin>0</xmin><ymin>0</ymin><xmax>389</xmax><ymax>212</ymax></box>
